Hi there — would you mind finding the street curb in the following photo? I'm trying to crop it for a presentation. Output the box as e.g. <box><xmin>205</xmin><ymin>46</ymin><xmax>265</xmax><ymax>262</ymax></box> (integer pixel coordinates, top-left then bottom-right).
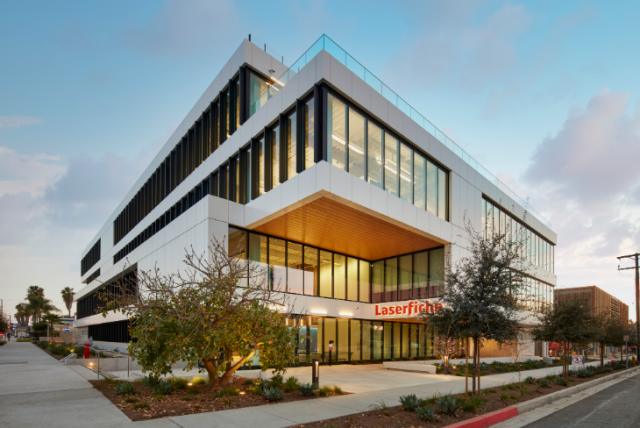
<box><xmin>443</xmin><ymin>406</ymin><xmax>518</xmax><ymax>428</ymax></box>
<box><xmin>514</xmin><ymin>364</ymin><xmax>640</xmax><ymax>415</ymax></box>
<box><xmin>442</xmin><ymin>365</ymin><xmax>640</xmax><ymax>428</ymax></box>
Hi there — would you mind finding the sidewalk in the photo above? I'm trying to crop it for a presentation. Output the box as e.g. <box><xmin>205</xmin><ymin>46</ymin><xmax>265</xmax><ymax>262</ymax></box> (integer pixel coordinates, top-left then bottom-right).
<box><xmin>0</xmin><ymin>340</ymin><xmax>131</xmax><ymax>428</ymax></box>
<box><xmin>0</xmin><ymin>341</ymin><xmax>610</xmax><ymax>428</ymax></box>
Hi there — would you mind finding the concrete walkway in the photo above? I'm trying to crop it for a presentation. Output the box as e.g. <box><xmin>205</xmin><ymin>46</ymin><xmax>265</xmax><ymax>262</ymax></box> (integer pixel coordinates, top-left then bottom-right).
<box><xmin>0</xmin><ymin>341</ymin><xmax>608</xmax><ymax>428</ymax></box>
<box><xmin>0</xmin><ymin>340</ymin><xmax>131</xmax><ymax>428</ymax></box>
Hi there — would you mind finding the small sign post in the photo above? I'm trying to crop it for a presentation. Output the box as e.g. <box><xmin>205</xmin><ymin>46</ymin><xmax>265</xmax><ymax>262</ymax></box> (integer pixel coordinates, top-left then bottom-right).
<box><xmin>624</xmin><ymin>335</ymin><xmax>630</xmax><ymax>368</ymax></box>
<box><xmin>328</xmin><ymin>340</ymin><xmax>334</xmax><ymax>367</ymax></box>
<box><xmin>65</xmin><ymin>327</ymin><xmax>70</xmax><ymax>332</ymax></box>
<box><xmin>572</xmin><ymin>355</ymin><xmax>583</xmax><ymax>366</ymax></box>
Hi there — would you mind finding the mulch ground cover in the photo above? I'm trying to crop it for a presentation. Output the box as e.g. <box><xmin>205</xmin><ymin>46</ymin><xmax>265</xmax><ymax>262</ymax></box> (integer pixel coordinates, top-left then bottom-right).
<box><xmin>91</xmin><ymin>376</ymin><xmax>348</xmax><ymax>421</ymax></box>
<box><xmin>291</xmin><ymin>365</ymin><xmax>638</xmax><ymax>428</ymax></box>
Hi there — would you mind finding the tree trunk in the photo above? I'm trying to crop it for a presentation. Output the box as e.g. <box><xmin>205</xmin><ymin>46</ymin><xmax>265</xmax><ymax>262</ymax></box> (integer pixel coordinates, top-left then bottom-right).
<box><xmin>208</xmin><ymin>352</ymin><xmax>256</xmax><ymax>386</ymax></box>
<box><xmin>202</xmin><ymin>359</ymin><xmax>220</xmax><ymax>384</ymax></box>
<box><xmin>477</xmin><ymin>339</ymin><xmax>481</xmax><ymax>392</ymax></box>
<box><xmin>465</xmin><ymin>337</ymin><xmax>469</xmax><ymax>396</ymax></box>
<box><xmin>600</xmin><ymin>343</ymin><xmax>604</xmax><ymax>368</ymax></box>
<box><xmin>471</xmin><ymin>337</ymin><xmax>476</xmax><ymax>396</ymax></box>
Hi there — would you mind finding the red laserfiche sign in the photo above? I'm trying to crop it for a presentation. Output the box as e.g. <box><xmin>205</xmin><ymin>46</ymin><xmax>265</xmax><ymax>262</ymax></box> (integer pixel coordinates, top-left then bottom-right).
<box><xmin>374</xmin><ymin>300</ymin><xmax>443</xmax><ymax>317</ymax></box>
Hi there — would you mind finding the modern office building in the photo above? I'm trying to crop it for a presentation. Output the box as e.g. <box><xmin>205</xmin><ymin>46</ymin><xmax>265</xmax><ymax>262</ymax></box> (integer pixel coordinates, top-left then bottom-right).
<box><xmin>555</xmin><ymin>286</ymin><xmax>629</xmax><ymax>325</ymax></box>
<box><xmin>74</xmin><ymin>36</ymin><xmax>557</xmax><ymax>363</ymax></box>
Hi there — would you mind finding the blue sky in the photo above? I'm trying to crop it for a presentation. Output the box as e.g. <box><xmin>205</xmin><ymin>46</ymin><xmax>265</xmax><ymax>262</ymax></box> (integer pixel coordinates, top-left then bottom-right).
<box><xmin>1</xmin><ymin>0</ymin><xmax>640</xmax><ymax>321</ymax></box>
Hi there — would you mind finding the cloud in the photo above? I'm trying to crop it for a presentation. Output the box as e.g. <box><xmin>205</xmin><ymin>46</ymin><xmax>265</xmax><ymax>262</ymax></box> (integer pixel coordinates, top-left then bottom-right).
<box><xmin>0</xmin><ymin>147</ymin><xmax>65</xmax><ymax>197</ymax></box>
<box><xmin>0</xmin><ymin>116</ymin><xmax>44</xmax><ymax>130</ymax></box>
<box><xmin>120</xmin><ymin>0</ymin><xmax>243</xmax><ymax>57</ymax></box>
<box><xmin>525</xmin><ymin>89</ymin><xmax>640</xmax><ymax>210</ymax></box>
<box><xmin>520</xmin><ymin>89</ymin><xmax>640</xmax><ymax>311</ymax></box>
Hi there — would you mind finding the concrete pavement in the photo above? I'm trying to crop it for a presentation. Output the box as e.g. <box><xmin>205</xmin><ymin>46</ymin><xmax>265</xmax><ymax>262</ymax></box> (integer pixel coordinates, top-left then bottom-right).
<box><xmin>0</xmin><ymin>340</ymin><xmax>130</xmax><ymax>428</ymax></box>
<box><xmin>0</xmin><ymin>340</ymin><xmax>623</xmax><ymax>428</ymax></box>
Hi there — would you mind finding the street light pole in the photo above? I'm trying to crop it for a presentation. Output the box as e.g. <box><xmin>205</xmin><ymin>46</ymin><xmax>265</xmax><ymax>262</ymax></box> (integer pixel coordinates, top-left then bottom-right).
<box><xmin>618</xmin><ymin>253</ymin><xmax>640</xmax><ymax>360</ymax></box>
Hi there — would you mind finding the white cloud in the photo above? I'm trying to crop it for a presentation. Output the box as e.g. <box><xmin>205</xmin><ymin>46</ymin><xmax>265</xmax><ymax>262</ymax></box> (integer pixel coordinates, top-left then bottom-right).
<box><xmin>522</xmin><ymin>89</ymin><xmax>640</xmax><ymax>315</ymax></box>
<box><xmin>0</xmin><ymin>147</ymin><xmax>66</xmax><ymax>197</ymax></box>
<box><xmin>0</xmin><ymin>116</ymin><xmax>43</xmax><ymax>130</ymax></box>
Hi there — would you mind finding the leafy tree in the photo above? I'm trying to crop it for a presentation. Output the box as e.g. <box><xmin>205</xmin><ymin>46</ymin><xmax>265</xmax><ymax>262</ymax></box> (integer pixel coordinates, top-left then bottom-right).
<box><xmin>100</xmin><ymin>238</ymin><xmax>298</xmax><ymax>385</ymax></box>
<box><xmin>421</xmin><ymin>219</ymin><xmax>530</xmax><ymax>396</ymax></box>
<box><xmin>532</xmin><ymin>300</ymin><xmax>595</xmax><ymax>378</ymax></box>
<box><xmin>0</xmin><ymin>312</ymin><xmax>9</xmax><ymax>333</ymax></box>
<box><xmin>61</xmin><ymin>287</ymin><xmax>75</xmax><ymax>317</ymax></box>
<box><xmin>592</xmin><ymin>311</ymin><xmax>626</xmax><ymax>367</ymax></box>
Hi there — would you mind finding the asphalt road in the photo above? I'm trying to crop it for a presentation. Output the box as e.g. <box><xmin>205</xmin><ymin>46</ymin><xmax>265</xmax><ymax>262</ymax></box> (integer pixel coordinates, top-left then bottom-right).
<box><xmin>522</xmin><ymin>372</ymin><xmax>640</xmax><ymax>428</ymax></box>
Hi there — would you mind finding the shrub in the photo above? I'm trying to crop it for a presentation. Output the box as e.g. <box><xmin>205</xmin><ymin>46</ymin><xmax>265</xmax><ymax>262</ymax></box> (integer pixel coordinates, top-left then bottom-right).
<box><xmin>142</xmin><ymin>374</ymin><xmax>162</xmax><ymax>388</ymax></box>
<box><xmin>187</xmin><ymin>387</ymin><xmax>200</xmax><ymax>395</ymax></box>
<box><xmin>545</xmin><ymin>375</ymin><xmax>555</xmax><ymax>381</ymax></box>
<box><xmin>153</xmin><ymin>381</ymin><xmax>173</xmax><ymax>396</ymax></box>
<box><xmin>436</xmin><ymin>395</ymin><xmax>460</xmax><ymax>415</ymax></box>
<box><xmin>483</xmin><ymin>388</ymin><xmax>497</xmax><ymax>395</ymax></box>
<box><xmin>538</xmin><ymin>379</ymin><xmax>551</xmax><ymax>388</ymax></box>
<box><xmin>318</xmin><ymin>386</ymin><xmax>332</xmax><ymax>397</ymax></box>
<box><xmin>556</xmin><ymin>377</ymin><xmax>568</xmax><ymax>386</ymax></box>
<box><xmin>263</xmin><ymin>386</ymin><xmax>283</xmax><ymax>402</ymax></box>
<box><xmin>399</xmin><ymin>393</ymin><xmax>421</xmax><ymax>411</ymax></box>
<box><xmin>133</xmin><ymin>402</ymin><xmax>150</xmax><ymax>410</ymax></box>
<box><xmin>299</xmin><ymin>383</ymin><xmax>317</xmax><ymax>397</ymax></box>
<box><xmin>170</xmin><ymin>377</ymin><xmax>189</xmax><ymax>390</ymax></box>
<box><xmin>417</xmin><ymin>405</ymin><xmax>437</xmax><ymax>421</ymax></box>
<box><xmin>500</xmin><ymin>393</ymin><xmax>517</xmax><ymax>401</ymax></box>
<box><xmin>461</xmin><ymin>396</ymin><xmax>482</xmax><ymax>413</ymax></box>
<box><xmin>369</xmin><ymin>400</ymin><xmax>391</xmax><ymax>416</ymax></box>
<box><xmin>332</xmin><ymin>385</ymin><xmax>343</xmax><ymax>394</ymax></box>
<box><xmin>218</xmin><ymin>386</ymin><xmax>239</xmax><ymax>397</ymax></box>
<box><xmin>124</xmin><ymin>396</ymin><xmax>138</xmax><ymax>403</ymax></box>
<box><xmin>0</xmin><ymin>341</ymin><xmax>6</xmax><ymax>346</ymax></box>
<box><xmin>116</xmin><ymin>381</ymin><xmax>136</xmax><ymax>396</ymax></box>
<box><xmin>501</xmin><ymin>383</ymin><xmax>515</xmax><ymax>391</ymax></box>
<box><xmin>191</xmin><ymin>376</ymin><xmax>207</xmax><ymax>385</ymax></box>
<box><xmin>250</xmin><ymin>385</ymin><xmax>264</xmax><ymax>396</ymax></box>
<box><xmin>243</xmin><ymin>379</ymin><xmax>255</xmax><ymax>386</ymax></box>
<box><xmin>523</xmin><ymin>376</ymin><xmax>535</xmax><ymax>385</ymax></box>
<box><xmin>269</xmin><ymin>374</ymin><xmax>284</xmax><ymax>388</ymax></box>
<box><xmin>519</xmin><ymin>384</ymin><xmax>528</xmax><ymax>396</ymax></box>
<box><xmin>283</xmin><ymin>376</ymin><xmax>300</xmax><ymax>392</ymax></box>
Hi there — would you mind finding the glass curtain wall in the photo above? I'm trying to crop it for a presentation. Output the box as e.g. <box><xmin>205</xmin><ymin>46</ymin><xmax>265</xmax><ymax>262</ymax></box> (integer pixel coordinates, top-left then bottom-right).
<box><xmin>482</xmin><ymin>198</ymin><xmax>555</xmax><ymax>274</ymax></box>
<box><xmin>326</xmin><ymin>91</ymin><xmax>448</xmax><ymax>221</ymax></box>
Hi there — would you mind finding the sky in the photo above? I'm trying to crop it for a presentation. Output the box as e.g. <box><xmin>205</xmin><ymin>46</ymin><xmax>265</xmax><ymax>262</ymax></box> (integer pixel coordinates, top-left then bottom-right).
<box><xmin>1</xmin><ymin>0</ymin><xmax>640</xmax><ymax>322</ymax></box>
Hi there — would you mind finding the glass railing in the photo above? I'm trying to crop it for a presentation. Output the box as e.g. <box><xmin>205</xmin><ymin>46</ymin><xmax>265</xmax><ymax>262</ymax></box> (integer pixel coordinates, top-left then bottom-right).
<box><xmin>251</xmin><ymin>35</ymin><xmax>551</xmax><ymax>229</ymax></box>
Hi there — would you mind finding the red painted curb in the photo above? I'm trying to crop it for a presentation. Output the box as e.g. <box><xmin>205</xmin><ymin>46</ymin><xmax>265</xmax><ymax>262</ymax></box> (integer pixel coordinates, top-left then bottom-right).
<box><xmin>443</xmin><ymin>406</ymin><xmax>519</xmax><ymax>428</ymax></box>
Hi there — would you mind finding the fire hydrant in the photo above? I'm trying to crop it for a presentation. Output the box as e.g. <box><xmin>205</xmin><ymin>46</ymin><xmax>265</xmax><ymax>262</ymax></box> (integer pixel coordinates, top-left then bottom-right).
<box><xmin>84</xmin><ymin>342</ymin><xmax>91</xmax><ymax>359</ymax></box>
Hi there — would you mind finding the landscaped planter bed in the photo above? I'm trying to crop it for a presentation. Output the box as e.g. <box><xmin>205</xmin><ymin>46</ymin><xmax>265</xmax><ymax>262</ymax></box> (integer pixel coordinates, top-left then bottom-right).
<box><xmin>290</xmin><ymin>363</ymin><xmax>637</xmax><ymax>428</ymax></box>
<box><xmin>91</xmin><ymin>376</ymin><xmax>347</xmax><ymax>421</ymax></box>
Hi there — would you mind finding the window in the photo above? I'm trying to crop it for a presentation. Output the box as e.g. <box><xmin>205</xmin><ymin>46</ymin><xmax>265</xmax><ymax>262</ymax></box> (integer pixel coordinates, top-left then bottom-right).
<box><xmin>334</xmin><ymin>254</ymin><xmax>346</xmax><ymax>300</ymax></box>
<box><xmin>305</xmin><ymin>97</ymin><xmax>315</xmax><ymax>168</ymax></box>
<box><xmin>399</xmin><ymin>143</ymin><xmax>412</xmax><ymax>204</ymax></box>
<box><xmin>347</xmin><ymin>257</ymin><xmax>358</xmax><ymax>302</ymax></box>
<box><xmin>348</xmin><ymin>110</ymin><xmax>366</xmax><ymax>180</ymax></box>
<box><xmin>319</xmin><ymin>250</ymin><xmax>333</xmax><ymax>298</ymax></box>
<box><xmin>303</xmin><ymin>246</ymin><xmax>318</xmax><ymax>296</ymax></box>
<box><xmin>286</xmin><ymin>110</ymin><xmax>297</xmax><ymax>180</ymax></box>
<box><xmin>249</xmin><ymin>72</ymin><xmax>269</xmax><ymax>117</ymax></box>
<box><xmin>384</xmin><ymin>135</ymin><xmax>399</xmax><ymax>197</ymax></box>
<box><xmin>412</xmin><ymin>251</ymin><xmax>428</xmax><ymax>298</ymax></box>
<box><xmin>398</xmin><ymin>254</ymin><xmax>412</xmax><ymax>300</ymax></box>
<box><xmin>359</xmin><ymin>260</ymin><xmax>370</xmax><ymax>302</ymax></box>
<box><xmin>269</xmin><ymin>237</ymin><xmax>286</xmax><ymax>292</ymax></box>
<box><xmin>426</xmin><ymin>161</ymin><xmax>437</xmax><ymax>216</ymax></box>
<box><xmin>414</xmin><ymin>153</ymin><xmax>426</xmax><ymax>210</ymax></box>
<box><xmin>271</xmin><ymin>123</ymin><xmax>281</xmax><ymax>189</ymax></box>
<box><xmin>327</xmin><ymin>93</ymin><xmax>347</xmax><ymax>170</ymax></box>
<box><xmin>384</xmin><ymin>257</ymin><xmax>397</xmax><ymax>302</ymax></box>
<box><xmin>287</xmin><ymin>242</ymin><xmax>303</xmax><ymax>295</ymax></box>
<box><xmin>367</xmin><ymin>122</ymin><xmax>383</xmax><ymax>189</ymax></box>
<box><xmin>372</xmin><ymin>260</ymin><xmax>384</xmax><ymax>303</ymax></box>
<box><xmin>258</xmin><ymin>134</ymin><xmax>265</xmax><ymax>196</ymax></box>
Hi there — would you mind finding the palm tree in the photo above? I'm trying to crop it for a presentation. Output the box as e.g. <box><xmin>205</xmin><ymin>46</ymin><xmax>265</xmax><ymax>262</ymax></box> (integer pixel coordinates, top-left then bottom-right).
<box><xmin>41</xmin><ymin>313</ymin><xmax>62</xmax><ymax>336</ymax></box>
<box><xmin>61</xmin><ymin>287</ymin><xmax>75</xmax><ymax>317</ymax></box>
<box><xmin>14</xmin><ymin>303</ymin><xmax>29</xmax><ymax>326</ymax></box>
<box><xmin>26</xmin><ymin>286</ymin><xmax>44</xmax><ymax>299</ymax></box>
<box><xmin>25</xmin><ymin>295</ymin><xmax>58</xmax><ymax>324</ymax></box>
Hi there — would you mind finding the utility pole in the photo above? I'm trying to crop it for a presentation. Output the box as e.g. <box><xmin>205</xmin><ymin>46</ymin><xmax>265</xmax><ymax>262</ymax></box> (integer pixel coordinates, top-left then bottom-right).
<box><xmin>618</xmin><ymin>253</ymin><xmax>640</xmax><ymax>359</ymax></box>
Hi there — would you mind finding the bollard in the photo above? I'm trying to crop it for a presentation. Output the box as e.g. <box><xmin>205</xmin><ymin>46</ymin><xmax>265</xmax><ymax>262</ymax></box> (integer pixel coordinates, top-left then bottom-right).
<box><xmin>312</xmin><ymin>359</ymin><xmax>319</xmax><ymax>387</ymax></box>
